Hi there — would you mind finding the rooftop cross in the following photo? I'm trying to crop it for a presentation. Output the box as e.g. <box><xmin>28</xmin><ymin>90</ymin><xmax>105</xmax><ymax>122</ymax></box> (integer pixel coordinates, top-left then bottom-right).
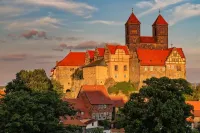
<box><xmin>159</xmin><ymin>9</ymin><xmax>161</xmax><ymax>14</ymax></box>
<box><xmin>132</xmin><ymin>8</ymin><xmax>133</xmax><ymax>13</ymax></box>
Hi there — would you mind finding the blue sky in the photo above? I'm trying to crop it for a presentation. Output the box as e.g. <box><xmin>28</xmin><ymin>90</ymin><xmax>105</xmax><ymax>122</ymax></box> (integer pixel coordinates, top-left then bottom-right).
<box><xmin>0</xmin><ymin>0</ymin><xmax>200</xmax><ymax>85</ymax></box>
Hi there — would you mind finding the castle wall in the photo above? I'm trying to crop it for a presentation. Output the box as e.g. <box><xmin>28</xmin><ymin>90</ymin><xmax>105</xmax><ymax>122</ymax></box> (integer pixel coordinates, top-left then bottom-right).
<box><xmin>83</xmin><ymin>66</ymin><xmax>108</xmax><ymax>85</ymax></box>
<box><xmin>105</xmin><ymin>49</ymin><xmax>129</xmax><ymax>82</ymax></box>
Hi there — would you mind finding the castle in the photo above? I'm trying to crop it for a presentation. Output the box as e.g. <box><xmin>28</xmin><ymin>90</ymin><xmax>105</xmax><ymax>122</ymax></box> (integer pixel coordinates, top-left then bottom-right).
<box><xmin>51</xmin><ymin>11</ymin><xmax>186</xmax><ymax>98</ymax></box>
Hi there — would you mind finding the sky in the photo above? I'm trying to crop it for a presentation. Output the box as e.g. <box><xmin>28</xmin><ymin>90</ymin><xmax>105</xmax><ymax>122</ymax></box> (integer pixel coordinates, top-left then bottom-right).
<box><xmin>0</xmin><ymin>0</ymin><xmax>200</xmax><ymax>85</ymax></box>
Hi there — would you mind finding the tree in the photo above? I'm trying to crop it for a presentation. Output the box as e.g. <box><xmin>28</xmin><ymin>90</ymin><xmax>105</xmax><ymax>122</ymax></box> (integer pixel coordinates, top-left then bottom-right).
<box><xmin>5</xmin><ymin>69</ymin><xmax>62</xmax><ymax>94</ymax></box>
<box><xmin>71</xmin><ymin>68</ymin><xmax>83</xmax><ymax>80</ymax></box>
<box><xmin>0</xmin><ymin>69</ymin><xmax>78</xmax><ymax>133</ymax></box>
<box><xmin>122</xmin><ymin>77</ymin><xmax>194</xmax><ymax>133</ymax></box>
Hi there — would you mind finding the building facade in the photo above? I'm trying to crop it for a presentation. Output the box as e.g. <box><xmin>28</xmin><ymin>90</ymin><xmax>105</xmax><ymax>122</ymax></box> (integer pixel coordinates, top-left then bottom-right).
<box><xmin>51</xmin><ymin>10</ymin><xmax>186</xmax><ymax>97</ymax></box>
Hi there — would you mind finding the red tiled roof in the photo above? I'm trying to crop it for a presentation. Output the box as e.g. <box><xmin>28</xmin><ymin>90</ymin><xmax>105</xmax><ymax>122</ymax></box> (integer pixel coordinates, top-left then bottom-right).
<box><xmin>81</xmin><ymin>85</ymin><xmax>113</xmax><ymax>105</ymax></box>
<box><xmin>97</xmin><ymin>48</ymin><xmax>105</xmax><ymax>57</ymax></box>
<box><xmin>0</xmin><ymin>90</ymin><xmax>5</xmax><ymax>98</ymax></box>
<box><xmin>137</xmin><ymin>49</ymin><xmax>170</xmax><ymax>66</ymax></box>
<box><xmin>126</xmin><ymin>13</ymin><xmax>140</xmax><ymax>24</ymax></box>
<box><xmin>186</xmin><ymin>101</ymin><xmax>200</xmax><ymax>117</ymax></box>
<box><xmin>110</xmin><ymin>96</ymin><xmax>126</xmax><ymax>107</ymax></box>
<box><xmin>57</xmin><ymin>52</ymin><xmax>86</xmax><ymax>66</ymax></box>
<box><xmin>63</xmin><ymin>99</ymin><xmax>91</xmax><ymax>119</ymax></box>
<box><xmin>169</xmin><ymin>48</ymin><xmax>185</xmax><ymax>58</ymax></box>
<box><xmin>153</xmin><ymin>14</ymin><xmax>168</xmax><ymax>25</ymax></box>
<box><xmin>61</xmin><ymin>116</ymin><xmax>86</xmax><ymax>127</ymax></box>
<box><xmin>107</xmin><ymin>44</ymin><xmax>129</xmax><ymax>55</ymax></box>
<box><xmin>140</xmin><ymin>36</ymin><xmax>156</xmax><ymax>43</ymax></box>
<box><xmin>87</xmin><ymin>50</ymin><xmax>95</xmax><ymax>59</ymax></box>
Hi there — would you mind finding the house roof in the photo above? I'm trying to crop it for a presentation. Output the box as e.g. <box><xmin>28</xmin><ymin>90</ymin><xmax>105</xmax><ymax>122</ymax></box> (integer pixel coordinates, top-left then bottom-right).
<box><xmin>107</xmin><ymin>44</ymin><xmax>129</xmax><ymax>55</ymax></box>
<box><xmin>0</xmin><ymin>89</ymin><xmax>5</xmax><ymax>98</ymax></box>
<box><xmin>81</xmin><ymin>119</ymin><xmax>97</xmax><ymax>125</ymax></box>
<box><xmin>97</xmin><ymin>48</ymin><xmax>105</xmax><ymax>57</ymax></box>
<box><xmin>137</xmin><ymin>48</ymin><xmax>185</xmax><ymax>66</ymax></box>
<box><xmin>61</xmin><ymin>117</ymin><xmax>86</xmax><ymax>127</ymax></box>
<box><xmin>153</xmin><ymin>14</ymin><xmax>168</xmax><ymax>25</ymax></box>
<box><xmin>82</xmin><ymin>58</ymin><xmax>107</xmax><ymax>68</ymax></box>
<box><xmin>87</xmin><ymin>50</ymin><xmax>95</xmax><ymax>59</ymax></box>
<box><xmin>140</xmin><ymin>36</ymin><xmax>156</xmax><ymax>43</ymax></box>
<box><xmin>186</xmin><ymin>101</ymin><xmax>200</xmax><ymax>117</ymax></box>
<box><xmin>110</xmin><ymin>96</ymin><xmax>126</xmax><ymax>107</ymax></box>
<box><xmin>81</xmin><ymin>85</ymin><xmax>113</xmax><ymax>105</ymax></box>
<box><xmin>57</xmin><ymin>52</ymin><xmax>86</xmax><ymax>66</ymax></box>
<box><xmin>126</xmin><ymin>12</ymin><xmax>141</xmax><ymax>25</ymax></box>
<box><xmin>63</xmin><ymin>98</ymin><xmax>91</xmax><ymax>119</ymax></box>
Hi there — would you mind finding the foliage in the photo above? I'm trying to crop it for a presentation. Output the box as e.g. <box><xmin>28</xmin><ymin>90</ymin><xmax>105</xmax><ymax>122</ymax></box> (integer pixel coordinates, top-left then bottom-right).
<box><xmin>0</xmin><ymin>90</ymin><xmax>76</xmax><ymax>133</ymax></box>
<box><xmin>108</xmin><ymin>81</ymin><xmax>136</xmax><ymax>96</ymax></box>
<box><xmin>51</xmin><ymin>79</ymin><xmax>64</xmax><ymax>96</ymax></box>
<box><xmin>0</xmin><ymin>69</ymin><xmax>78</xmax><ymax>133</ymax></box>
<box><xmin>98</xmin><ymin>120</ymin><xmax>111</xmax><ymax>130</ymax></box>
<box><xmin>104</xmin><ymin>78</ymin><xmax>116</xmax><ymax>89</ymax></box>
<box><xmin>122</xmin><ymin>77</ymin><xmax>194</xmax><ymax>133</ymax></box>
<box><xmin>6</xmin><ymin>69</ymin><xmax>52</xmax><ymax>93</ymax></box>
<box><xmin>71</xmin><ymin>68</ymin><xmax>83</xmax><ymax>80</ymax></box>
<box><xmin>88</xmin><ymin>127</ymin><xmax>104</xmax><ymax>133</ymax></box>
<box><xmin>185</xmin><ymin>84</ymin><xmax>200</xmax><ymax>101</ymax></box>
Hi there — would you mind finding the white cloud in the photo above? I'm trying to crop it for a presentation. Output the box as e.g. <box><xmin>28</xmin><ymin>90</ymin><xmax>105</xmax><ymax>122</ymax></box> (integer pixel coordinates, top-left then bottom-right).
<box><xmin>88</xmin><ymin>20</ymin><xmax>122</xmax><ymax>25</ymax></box>
<box><xmin>137</xmin><ymin>0</ymin><xmax>184</xmax><ymax>17</ymax></box>
<box><xmin>14</xmin><ymin>0</ymin><xmax>97</xmax><ymax>17</ymax></box>
<box><xmin>6</xmin><ymin>16</ymin><xmax>62</xmax><ymax>30</ymax></box>
<box><xmin>169</xmin><ymin>3</ymin><xmax>200</xmax><ymax>26</ymax></box>
<box><xmin>0</xmin><ymin>6</ymin><xmax>23</xmax><ymax>15</ymax></box>
<box><xmin>136</xmin><ymin>1</ymin><xmax>153</xmax><ymax>8</ymax></box>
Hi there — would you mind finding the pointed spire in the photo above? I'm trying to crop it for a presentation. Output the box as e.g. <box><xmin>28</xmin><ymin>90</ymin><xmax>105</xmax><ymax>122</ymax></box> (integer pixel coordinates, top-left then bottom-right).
<box><xmin>126</xmin><ymin>9</ymin><xmax>140</xmax><ymax>25</ymax></box>
<box><xmin>152</xmin><ymin>13</ymin><xmax>168</xmax><ymax>25</ymax></box>
<box><xmin>159</xmin><ymin>9</ymin><xmax>161</xmax><ymax>14</ymax></box>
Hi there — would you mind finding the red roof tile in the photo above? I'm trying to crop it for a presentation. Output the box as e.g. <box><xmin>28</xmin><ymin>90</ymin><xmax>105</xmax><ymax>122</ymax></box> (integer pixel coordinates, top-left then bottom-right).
<box><xmin>126</xmin><ymin>13</ymin><xmax>140</xmax><ymax>24</ymax></box>
<box><xmin>81</xmin><ymin>85</ymin><xmax>113</xmax><ymax>105</ymax></box>
<box><xmin>63</xmin><ymin>99</ymin><xmax>91</xmax><ymax>119</ymax></box>
<box><xmin>0</xmin><ymin>90</ymin><xmax>5</xmax><ymax>98</ymax></box>
<box><xmin>57</xmin><ymin>52</ymin><xmax>86</xmax><ymax>66</ymax></box>
<box><xmin>87</xmin><ymin>50</ymin><xmax>95</xmax><ymax>59</ymax></box>
<box><xmin>137</xmin><ymin>49</ymin><xmax>170</xmax><ymax>66</ymax></box>
<box><xmin>153</xmin><ymin>14</ymin><xmax>168</xmax><ymax>25</ymax></box>
<box><xmin>61</xmin><ymin>116</ymin><xmax>86</xmax><ymax>127</ymax></box>
<box><xmin>137</xmin><ymin>47</ymin><xmax>185</xmax><ymax>66</ymax></box>
<box><xmin>107</xmin><ymin>44</ymin><xmax>129</xmax><ymax>55</ymax></box>
<box><xmin>140</xmin><ymin>36</ymin><xmax>156</xmax><ymax>43</ymax></box>
<box><xmin>186</xmin><ymin>101</ymin><xmax>200</xmax><ymax>111</ymax></box>
<box><xmin>97</xmin><ymin>48</ymin><xmax>105</xmax><ymax>57</ymax></box>
<box><xmin>110</xmin><ymin>96</ymin><xmax>126</xmax><ymax>107</ymax></box>
<box><xmin>169</xmin><ymin>48</ymin><xmax>185</xmax><ymax>58</ymax></box>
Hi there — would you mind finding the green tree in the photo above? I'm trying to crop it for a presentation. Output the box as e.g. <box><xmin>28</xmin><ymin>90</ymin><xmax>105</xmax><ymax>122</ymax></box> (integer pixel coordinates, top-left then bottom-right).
<box><xmin>122</xmin><ymin>77</ymin><xmax>194</xmax><ymax>133</ymax></box>
<box><xmin>71</xmin><ymin>68</ymin><xmax>83</xmax><ymax>80</ymax></box>
<box><xmin>5</xmin><ymin>69</ymin><xmax>62</xmax><ymax>94</ymax></box>
<box><xmin>0</xmin><ymin>69</ymin><xmax>78</xmax><ymax>133</ymax></box>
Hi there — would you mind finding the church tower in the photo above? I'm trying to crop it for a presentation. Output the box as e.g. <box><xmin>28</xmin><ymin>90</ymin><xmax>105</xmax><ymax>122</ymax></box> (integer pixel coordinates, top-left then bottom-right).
<box><xmin>152</xmin><ymin>13</ymin><xmax>168</xmax><ymax>49</ymax></box>
<box><xmin>125</xmin><ymin>10</ymin><xmax>141</xmax><ymax>52</ymax></box>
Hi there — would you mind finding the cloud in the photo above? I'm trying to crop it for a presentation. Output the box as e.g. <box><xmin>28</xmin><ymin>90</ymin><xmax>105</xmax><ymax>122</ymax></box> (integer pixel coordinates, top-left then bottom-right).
<box><xmin>0</xmin><ymin>6</ymin><xmax>24</xmax><ymax>15</ymax></box>
<box><xmin>6</xmin><ymin>16</ymin><xmax>62</xmax><ymax>30</ymax></box>
<box><xmin>168</xmin><ymin>3</ymin><xmax>200</xmax><ymax>26</ymax></box>
<box><xmin>136</xmin><ymin>0</ymin><xmax>184</xmax><ymax>17</ymax></box>
<box><xmin>88</xmin><ymin>20</ymin><xmax>123</xmax><ymax>25</ymax></box>
<box><xmin>15</xmin><ymin>0</ymin><xmax>97</xmax><ymax>18</ymax></box>
<box><xmin>0</xmin><ymin>54</ymin><xmax>28</xmax><ymax>61</ymax></box>
<box><xmin>136</xmin><ymin>1</ymin><xmax>153</xmax><ymax>8</ymax></box>
<box><xmin>21</xmin><ymin>30</ymin><xmax>47</xmax><ymax>39</ymax></box>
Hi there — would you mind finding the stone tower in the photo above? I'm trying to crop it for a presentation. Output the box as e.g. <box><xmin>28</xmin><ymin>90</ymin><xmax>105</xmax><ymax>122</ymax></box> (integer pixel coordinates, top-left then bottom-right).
<box><xmin>125</xmin><ymin>10</ymin><xmax>141</xmax><ymax>52</ymax></box>
<box><xmin>152</xmin><ymin>13</ymin><xmax>168</xmax><ymax>49</ymax></box>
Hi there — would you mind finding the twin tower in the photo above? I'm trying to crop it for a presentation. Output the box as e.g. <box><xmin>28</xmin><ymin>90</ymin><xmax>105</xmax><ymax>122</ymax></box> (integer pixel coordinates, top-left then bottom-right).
<box><xmin>125</xmin><ymin>11</ymin><xmax>169</xmax><ymax>52</ymax></box>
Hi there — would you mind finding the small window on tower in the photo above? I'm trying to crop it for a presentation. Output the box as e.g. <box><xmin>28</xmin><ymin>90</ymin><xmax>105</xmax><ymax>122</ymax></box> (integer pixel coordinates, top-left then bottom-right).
<box><xmin>124</xmin><ymin>65</ymin><xmax>127</xmax><ymax>71</ymax></box>
<box><xmin>114</xmin><ymin>65</ymin><xmax>118</xmax><ymax>71</ymax></box>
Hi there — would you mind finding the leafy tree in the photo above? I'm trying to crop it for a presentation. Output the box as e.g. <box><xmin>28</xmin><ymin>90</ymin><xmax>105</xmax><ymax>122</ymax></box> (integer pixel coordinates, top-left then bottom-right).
<box><xmin>5</xmin><ymin>69</ymin><xmax>63</xmax><ymax>94</ymax></box>
<box><xmin>99</xmin><ymin>120</ymin><xmax>111</xmax><ymax>130</ymax></box>
<box><xmin>122</xmin><ymin>77</ymin><xmax>194</xmax><ymax>133</ymax></box>
<box><xmin>0</xmin><ymin>69</ymin><xmax>78</xmax><ymax>133</ymax></box>
<box><xmin>71</xmin><ymin>68</ymin><xmax>83</xmax><ymax>80</ymax></box>
<box><xmin>108</xmin><ymin>81</ymin><xmax>136</xmax><ymax>96</ymax></box>
<box><xmin>185</xmin><ymin>84</ymin><xmax>200</xmax><ymax>101</ymax></box>
<box><xmin>90</xmin><ymin>127</ymin><xmax>104</xmax><ymax>133</ymax></box>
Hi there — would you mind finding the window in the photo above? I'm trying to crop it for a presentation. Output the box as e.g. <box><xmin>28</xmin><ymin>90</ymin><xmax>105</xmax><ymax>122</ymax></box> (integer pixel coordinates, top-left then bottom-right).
<box><xmin>150</xmin><ymin>66</ymin><xmax>153</xmax><ymax>71</ymax></box>
<box><xmin>177</xmin><ymin>66</ymin><xmax>181</xmax><ymax>71</ymax></box>
<box><xmin>124</xmin><ymin>65</ymin><xmax>127</xmax><ymax>71</ymax></box>
<box><xmin>114</xmin><ymin>65</ymin><xmax>118</xmax><ymax>71</ymax></box>
<box><xmin>81</xmin><ymin>112</ymin><xmax>84</xmax><ymax>115</ymax></box>
<box><xmin>124</xmin><ymin>74</ymin><xmax>126</xmax><ymax>78</ymax></box>
<box><xmin>92</xmin><ymin>122</ymin><xmax>94</xmax><ymax>126</ymax></box>
<box><xmin>115</xmin><ymin>74</ymin><xmax>118</xmax><ymax>78</ymax></box>
<box><xmin>104</xmin><ymin>105</ymin><xmax>107</xmax><ymax>108</ymax></box>
<box><xmin>144</xmin><ymin>67</ymin><xmax>148</xmax><ymax>71</ymax></box>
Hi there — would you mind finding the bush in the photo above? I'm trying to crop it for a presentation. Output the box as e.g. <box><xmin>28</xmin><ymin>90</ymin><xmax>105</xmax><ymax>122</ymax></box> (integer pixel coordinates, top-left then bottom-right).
<box><xmin>108</xmin><ymin>81</ymin><xmax>136</xmax><ymax>96</ymax></box>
